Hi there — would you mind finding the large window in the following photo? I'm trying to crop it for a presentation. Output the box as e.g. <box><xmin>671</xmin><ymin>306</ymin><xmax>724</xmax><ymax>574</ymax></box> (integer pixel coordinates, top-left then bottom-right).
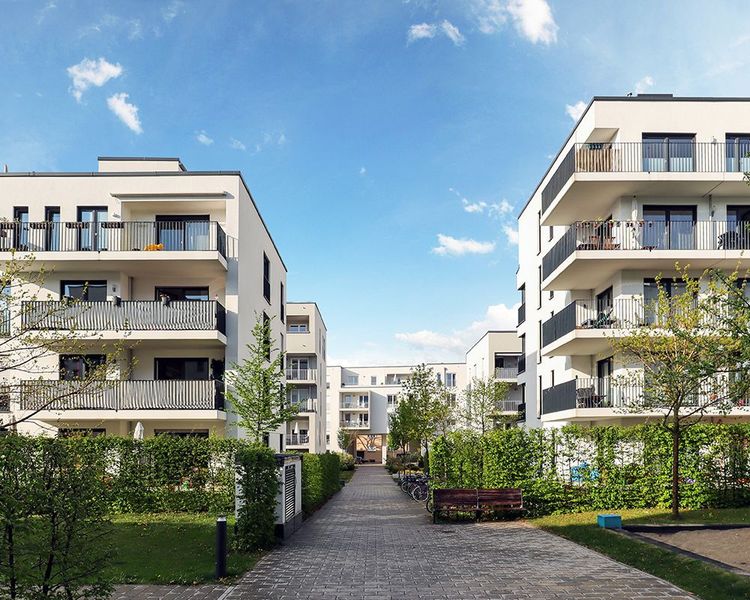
<box><xmin>61</xmin><ymin>280</ymin><xmax>107</xmax><ymax>302</ymax></box>
<box><xmin>642</xmin><ymin>205</ymin><xmax>696</xmax><ymax>250</ymax></box>
<box><xmin>154</xmin><ymin>286</ymin><xmax>209</xmax><ymax>301</ymax></box>
<box><xmin>726</xmin><ymin>134</ymin><xmax>750</xmax><ymax>172</ymax></box>
<box><xmin>445</xmin><ymin>373</ymin><xmax>456</xmax><ymax>387</ymax></box>
<box><xmin>45</xmin><ymin>206</ymin><xmax>60</xmax><ymax>251</ymax></box>
<box><xmin>59</xmin><ymin>354</ymin><xmax>106</xmax><ymax>380</ymax></box>
<box><xmin>262</xmin><ymin>253</ymin><xmax>271</xmax><ymax>302</ymax></box>
<box><xmin>642</xmin><ymin>134</ymin><xmax>695</xmax><ymax>172</ymax></box>
<box><xmin>155</xmin><ymin>215</ymin><xmax>210</xmax><ymax>251</ymax></box>
<box><xmin>154</xmin><ymin>357</ymin><xmax>209</xmax><ymax>380</ymax></box>
<box><xmin>13</xmin><ymin>207</ymin><xmax>28</xmax><ymax>250</ymax></box>
<box><xmin>77</xmin><ymin>207</ymin><xmax>108</xmax><ymax>251</ymax></box>
<box><xmin>643</xmin><ymin>278</ymin><xmax>691</xmax><ymax>325</ymax></box>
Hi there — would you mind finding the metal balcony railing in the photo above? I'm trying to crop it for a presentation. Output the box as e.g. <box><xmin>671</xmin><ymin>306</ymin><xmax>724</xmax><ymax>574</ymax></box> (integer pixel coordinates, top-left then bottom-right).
<box><xmin>494</xmin><ymin>399</ymin><xmax>522</xmax><ymax>413</ymax></box>
<box><xmin>495</xmin><ymin>367</ymin><xmax>519</xmax><ymax>379</ymax></box>
<box><xmin>289</xmin><ymin>398</ymin><xmax>315</xmax><ymax>412</ymax></box>
<box><xmin>286</xmin><ymin>434</ymin><xmax>310</xmax><ymax>445</ymax></box>
<box><xmin>340</xmin><ymin>400</ymin><xmax>369</xmax><ymax>409</ymax></box>
<box><xmin>542</xmin><ymin>377</ymin><xmax>641</xmax><ymax>415</ymax></box>
<box><xmin>518</xmin><ymin>354</ymin><xmax>526</xmax><ymax>374</ymax></box>
<box><xmin>0</xmin><ymin>220</ymin><xmax>227</xmax><ymax>258</ymax></box>
<box><xmin>517</xmin><ymin>303</ymin><xmax>526</xmax><ymax>325</ymax></box>
<box><xmin>19</xmin><ymin>379</ymin><xmax>224</xmax><ymax>411</ymax></box>
<box><xmin>285</xmin><ymin>368</ymin><xmax>316</xmax><ymax>382</ymax></box>
<box><xmin>543</xmin><ymin>220</ymin><xmax>750</xmax><ymax>279</ymax></box>
<box><xmin>21</xmin><ymin>300</ymin><xmax>226</xmax><ymax>334</ymax></box>
<box><xmin>542</xmin><ymin>141</ymin><xmax>750</xmax><ymax>213</ymax></box>
<box><xmin>339</xmin><ymin>419</ymin><xmax>369</xmax><ymax>428</ymax></box>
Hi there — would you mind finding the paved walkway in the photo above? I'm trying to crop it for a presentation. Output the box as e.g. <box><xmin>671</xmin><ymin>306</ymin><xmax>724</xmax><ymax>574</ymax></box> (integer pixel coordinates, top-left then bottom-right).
<box><xmin>116</xmin><ymin>465</ymin><xmax>693</xmax><ymax>599</ymax></box>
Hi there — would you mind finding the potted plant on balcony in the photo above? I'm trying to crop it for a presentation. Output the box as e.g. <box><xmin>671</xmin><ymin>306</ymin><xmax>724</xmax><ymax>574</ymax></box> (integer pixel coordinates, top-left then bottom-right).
<box><xmin>159</xmin><ymin>292</ymin><xmax>170</xmax><ymax>306</ymax></box>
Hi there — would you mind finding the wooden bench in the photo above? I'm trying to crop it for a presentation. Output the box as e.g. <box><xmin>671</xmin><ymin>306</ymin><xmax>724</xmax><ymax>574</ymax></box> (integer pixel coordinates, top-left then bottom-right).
<box><xmin>432</xmin><ymin>488</ymin><xmax>523</xmax><ymax>523</ymax></box>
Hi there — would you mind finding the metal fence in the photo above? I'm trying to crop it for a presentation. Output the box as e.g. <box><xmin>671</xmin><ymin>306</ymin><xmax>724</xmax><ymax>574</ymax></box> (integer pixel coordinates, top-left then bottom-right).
<box><xmin>286</xmin><ymin>434</ymin><xmax>310</xmax><ymax>445</ymax></box>
<box><xmin>286</xmin><ymin>368</ymin><xmax>316</xmax><ymax>382</ymax></box>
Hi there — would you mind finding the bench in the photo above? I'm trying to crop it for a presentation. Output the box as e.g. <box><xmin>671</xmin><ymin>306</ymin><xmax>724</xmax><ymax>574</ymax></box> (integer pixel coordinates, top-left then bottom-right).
<box><xmin>432</xmin><ymin>488</ymin><xmax>524</xmax><ymax>523</ymax></box>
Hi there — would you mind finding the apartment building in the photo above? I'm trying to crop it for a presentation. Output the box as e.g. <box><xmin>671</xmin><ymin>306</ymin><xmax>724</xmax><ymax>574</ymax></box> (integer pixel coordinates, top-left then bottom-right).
<box><xmin>464</xmin><ymin>330</ymin><xmax>524</xmax><ymax>421</ymax></box>
<box><xmin>517</xmin><ymin>95</ymin><xmax>750</xmax><ymax>427</ymax></box>
<box><xmin>285</xmin><ymin>302</ymin><xmax>327</xmax><ymax>453</ymax></box>
<box><xmin>1</xmin><ymin>156</ymin><xmax>288</xmax><ymax>450</ymax></box>
<box><xmin>326</xmin><ymin>362</ymin><xmax>466</xmax><ymax>462</ymax></box>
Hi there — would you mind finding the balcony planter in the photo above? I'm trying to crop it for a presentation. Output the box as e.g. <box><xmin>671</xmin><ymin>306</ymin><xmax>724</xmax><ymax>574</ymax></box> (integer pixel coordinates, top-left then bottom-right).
<box><xmin>29</xmin><ymin>222</ymin><xmax>53</xmax><ymax>229</ymax></box>
<box><xmin>101</xmin><ymin>222</ymin><xmax>124</xmax><ymax>229</ymax></box>
<box><xmin>65</xmin><ymin>222</ymin><xmax>87</xmax><ymax>229</ymax></box>
<box><xmin>160</xmin><ymin>294</ymin><xmax>170</xmax><ymax>306</ymax></box>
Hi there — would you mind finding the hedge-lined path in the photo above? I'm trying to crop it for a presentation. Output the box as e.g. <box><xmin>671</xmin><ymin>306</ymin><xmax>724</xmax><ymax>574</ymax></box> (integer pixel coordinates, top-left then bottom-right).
<box><xmin>224</xmin><ymin>465</ymin><xmax>692</xmax><ymax>600</ymax></box>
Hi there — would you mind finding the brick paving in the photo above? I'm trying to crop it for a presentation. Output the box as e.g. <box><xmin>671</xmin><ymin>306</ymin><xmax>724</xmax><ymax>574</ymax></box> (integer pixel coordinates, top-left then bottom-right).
<box><xmin>115</xmin><ymin>465</ymin><xmax>693</xmax><ymax>599</ymax></box>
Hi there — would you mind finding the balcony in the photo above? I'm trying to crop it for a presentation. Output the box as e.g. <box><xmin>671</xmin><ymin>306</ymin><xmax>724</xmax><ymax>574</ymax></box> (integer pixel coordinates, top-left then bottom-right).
<box><xmin>340</xmin><ymin>399</ymin><xmax>369</xmax><ymax>410</ymax></box>
<box><xmin>286</xmin><ymin>434</ymin><xmax>309</xmax><ymax>446</ymax></box>
<box><xmin>542</xmin><ymin>377</ymin><xmax>637</xmax><ymax>416</ymax></box>
<box><xmin>542</xmin><ymin>220</ymin><xmax>750</xmax><ymax>290</ymax></box>
<box><xmin>339</xmin><ymin>419</ymin><xmax>369</xmax><ymax>429</ymax></box>
<box><xmin>0</xmin><ymin>221</ymin><xmax>228</xmax><ymax>273</ymax></box>
<box><xmin>285</xmin><ymin>367</ymin><xmax>316</xmax><ymax>383</ymax></box>
<box><xmin>518</xmin><ymin>354</ymin><xmax>526</xmax><ymax>374</ymax></box>
<box><xmin>19</xmin><ymin>379</ymin><xmax>225</xmax><ymax>414</ymax></box>
<box><xmin>541</xmin><ymin>142</ymin><xmax>750</xmax><ymax>225</ymax></box>
<box><xmin>21</xmin><ymin>300</ymin><xmax>226</xmax><ymax>341</ymax></box>
<box><xmin>289</xmin><ymin>398</ymin><xmax>315</xmax><ymax>413</ymax></box>
<box><xmin>493</xmin><ymin>399</ymin><xmax>522</xmax><ymax>413</ymax></box>
<box><xmin>495</xmin><ymin>366</ymin><xmax>519</xmax><ymax>380</ymax></box>
<box><xmin>517</xmin><ymin>303</ymin><xmax>526</xmax><ymax>326</ymax></box>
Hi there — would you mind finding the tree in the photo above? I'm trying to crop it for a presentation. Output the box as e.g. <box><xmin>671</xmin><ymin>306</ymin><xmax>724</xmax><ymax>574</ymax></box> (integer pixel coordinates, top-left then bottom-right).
<box><xmin>609</xmin><ymin>268</ymin><xmax>750</xmax><ymax>519</ymax></box>
<box><xmin>0</xmin><ymin>252</ymin><xmax>123</xmax><ymax>432</ymax></box>
<box><xmin>461</xmin><ymin>376</ymin><xmax>513</xmax><ymax>435</ymax></box>
<box><xmin>337</xmin><ymin>428</ymin><xmax>356</xmax><ymax>455</ymax></box>
<box><xmin>225</xmin><ymin>313</ymin><xmax>298</xmax><ymax>443</ymax></box>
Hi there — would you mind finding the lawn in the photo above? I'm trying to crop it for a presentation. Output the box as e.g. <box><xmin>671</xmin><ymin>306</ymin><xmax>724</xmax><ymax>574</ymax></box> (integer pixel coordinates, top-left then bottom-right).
<box><xmin>340</xmin><ymin>468</ymin><xmax>356</xmax><ymax>484</ymax></box>
<box><xmin>104</xmin><ymin>513</ymin><xmax>262</xmax><ymax>585</ymax></box>
<box><xmin>532</xmin><ymin>508</ymin><xmax>750</xmax><ymax>600</ymax></box>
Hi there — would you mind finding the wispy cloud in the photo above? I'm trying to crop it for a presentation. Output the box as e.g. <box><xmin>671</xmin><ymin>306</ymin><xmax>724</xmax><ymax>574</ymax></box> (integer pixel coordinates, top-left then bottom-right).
<box><xmin>107</xmin><ymin>93</ymin><xmax>142</xmax><ymax>134</ymax></box>
<box><xmin>195</xmin><ymin>130</ymin><xmax>213</xmax><ymax>145</ymax></box>
<box><xmin>408</xmin><ymin>20</ymin><xmax>464</xmax><ymax>46</ymax></box>
<box><xmin>77</xmin><ymin>15</ymin><xmax>143</xmax><ymax>41</ymax></box>
<box><xmin>359</xmin><ymin>166</ymin><xmax>367</xmax><ymax>176</ymax></box>
<box><xmin>565</xmin><ymin>100</ymin><xmax>586</xmax><ymax>122</ymax></box>
<box><xmin>395</xmin><ymin>330</ymin><xmax>465</xmax><ymax>354</ymax></box>
<box><xmin>451</xmin><ymin>188</ymin><xmax>513</xmax><ymax>218</ymax></box>
<box><xmin>162</xmin><ymin>0</ymin><xmax>185</xmax><ymax>22</ymax></box>
<box><xmin>67</xmin><ymin>57</ymin><xmax>122</xmax><ymax>102</ymax></box>
<box><xmin>249</xmin><ymin>131</ymin><xmax>287</xmax><ymax>154</ymax></box>
<box><xmin>634</xmin><ymin>75</ymin><xmax>654</xmax><ymax>94</ymax></box>
<box><xmin>502</xmin><ymin>224</ymin><xmax>519</xmax><ymax>245</ymax></box>
<box><xmin>432</xmin><ymin>234</ymin><xmax>496</xmax><ymax>256</ymax></box>
<box><xmin>474</xmin><ymin>0</ymin><xmax>557</xmax><ymax>45</ymax></box>
<box><xmin>230</xmin><ymin>138</ymin><xmax>246</xmax><ymax>151</ymax></box>
<box><xmin>35</xmin><ymin>1</ymin><xmax>57</xmax><ymax>24</ymax></box>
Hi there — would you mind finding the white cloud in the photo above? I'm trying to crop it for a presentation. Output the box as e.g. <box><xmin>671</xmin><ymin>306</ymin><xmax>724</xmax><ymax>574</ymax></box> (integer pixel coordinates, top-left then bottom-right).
<box><xmin>565</xmin><ymin>100</ymin><xmax>587</xmax><ymax>122</ymax></box>
<box><xmin>502</xmin><ymin>224</ymin><xmax>519</xmax><ymax>245</ymax></box>
<box><xmin>195</xmin><ymin>130</ymin><xmax>213</xmax><ymax>145</ymax></box>
<box><xmin>634</xmin><ymin>75</ymin><xmax>654</xmax><ymax>94</ymax></box>
<box><xmin>440</xmin><ymin>20</ymin><xmax>465</xmax><ymax>46</ymax></box>
<box><xmin>395</xmin><ymin>302</ymin><xmax>519</xmax><ymax>360</ymax></box>
<box><xmin>36</xmin><ymin>1</ymin><xmax>57</xmax><ymax>24</ymax></box>
<box><xmin>106</xmin><ymin>93</ymin><xmax>142</xmax><ymax>134</ymax></box>
<box><xmin>67</xmin><ymin>57</ymin><xmax>123</xmax><ymax>102</ymax></box>
<box><xmin>432</xmin><ymin>234</ymin><xmax>496</xmax><ymax>256</ymax></box>
<box><xmin>230</xmin><ymin>138</ymin><xmax>246</xmax><ymax>151</ymax></box>
<box><xmin>494</xmin><ymin>199</ymin><xmax>513</xmax><ymax>215</ymax></box>
<box><xmin>474</xmin><ymin>0</ymin><xmax>507</xmax><ymax>34</ymax></box>
<box><xmin>407</xmin><ymin>23</ymin><xmax>437</xmax><ymax>43</ymax></box>
<box><xmin>359</xmin><ymin>166</ymin><xmax>367</xmax><ymax>175</ymax></box>
<box><xmin>506</xmin><ymin>0</ymin><xmax>558</xmax><ymax>45</ymax></box>
<box><xmin>277</xmin><ymin>133</ymin><xmax>287</xmax><ymax>146</ymax></box>
<box><xmin>462</xmin><ymin>199</ymin><xmax>487</xmax><ymax>213</ymax></box>
<box><xmin>162</xmin><ymin>0</ymin><xmax>184</xmax><ymax>22</ymax></box>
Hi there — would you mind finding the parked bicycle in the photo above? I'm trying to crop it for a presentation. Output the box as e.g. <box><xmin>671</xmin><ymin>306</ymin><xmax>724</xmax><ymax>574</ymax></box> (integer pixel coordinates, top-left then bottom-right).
<box><xmin>398</xmin><ymin>472</ymin><xmax>432</xmax><ymax>511</ymax></box>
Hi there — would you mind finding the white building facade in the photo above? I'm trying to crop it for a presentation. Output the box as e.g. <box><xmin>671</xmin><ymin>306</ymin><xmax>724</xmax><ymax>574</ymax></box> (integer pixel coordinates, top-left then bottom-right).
<box><xmin>517</xmin><ymin>95</ymin><xmax>750</xmax><ymax>427</ymax></box>
<box><xmin>0</xmin><ymin>156</ymin><xmax>290</xmax><ymax>450</ymax></box>
<box><xmin>285</xmin><ymin>302</ymin><xmax>327</xmax><ymax>453</ymax></box>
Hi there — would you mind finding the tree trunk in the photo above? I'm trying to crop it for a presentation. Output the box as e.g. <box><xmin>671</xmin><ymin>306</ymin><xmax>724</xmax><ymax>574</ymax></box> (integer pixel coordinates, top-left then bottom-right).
<box><xmin>671</xmin><ymin>418</ymin><xmax>681</xmax><ymax>520</ymax></box>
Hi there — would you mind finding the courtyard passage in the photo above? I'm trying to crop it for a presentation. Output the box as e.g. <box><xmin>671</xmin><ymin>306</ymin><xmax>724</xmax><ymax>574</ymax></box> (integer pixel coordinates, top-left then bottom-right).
<box><xmin>226</xmin><ymin>465</ymin><xmax>691</xmax><ymax>599</ymax></box>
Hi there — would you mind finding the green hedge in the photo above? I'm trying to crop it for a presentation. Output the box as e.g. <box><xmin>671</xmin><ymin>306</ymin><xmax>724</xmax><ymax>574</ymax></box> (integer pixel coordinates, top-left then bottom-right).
<box><xmin>431</xmin><ymin>424</ymin><xmax>750</xmax><ymax>516</ymax></box>
<box><xmin>300</xmin><ymin>452</ymin><xmax>342</xmax><ymax>514</ymax></box>
<box><xmin>235</xmin><ymin>445</ymin><xmax>279</xmax><ymax>550</ymax></box>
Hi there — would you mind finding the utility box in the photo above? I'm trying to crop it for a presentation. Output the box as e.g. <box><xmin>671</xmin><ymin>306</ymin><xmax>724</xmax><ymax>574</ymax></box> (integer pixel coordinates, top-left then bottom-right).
<box><xmin>597</xmin><ymin>514</ymin><xmax>622</xmax><ymax>529</ymax></box>
<box><xmin>274</xmin><ymin>454</ymin><xmax>303</xmax><ymax>539</ymax></box>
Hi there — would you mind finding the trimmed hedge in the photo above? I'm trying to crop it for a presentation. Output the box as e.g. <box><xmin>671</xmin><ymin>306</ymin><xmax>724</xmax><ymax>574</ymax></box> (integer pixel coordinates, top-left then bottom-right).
<box><xmin>300</xmin><ymin>452</ymin><xmax>342</xmax><ymax>514</ymax></box>
<box><xmin>431</xmin><ymin>424</ymin><xmax>750</xmax><ymax>517</ymax></box>
<box><xmin>235</xmin><ymin>444</ymin><xmax>279</xmax><ymax>550</ymax></box>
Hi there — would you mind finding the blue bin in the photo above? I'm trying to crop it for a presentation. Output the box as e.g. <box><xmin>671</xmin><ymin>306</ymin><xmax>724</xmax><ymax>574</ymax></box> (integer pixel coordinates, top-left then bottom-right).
<box><xmin>597</xmin><ymin>514</ymin><xmax>622</xmax><ymax>529</ymax></box>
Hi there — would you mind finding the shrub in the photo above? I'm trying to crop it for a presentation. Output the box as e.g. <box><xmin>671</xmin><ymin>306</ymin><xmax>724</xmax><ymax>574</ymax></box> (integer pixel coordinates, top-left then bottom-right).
<box><xmin>338</xmin><ymin>452</ymin><xmax>355</xmax><ymax>471</ymax></box>
<box><xmin>300</xmin><ymin>452</ymin><xmax>341</xmax><ymax>514</ymax></box>
<box><xmin>234</xmin><ymin>444</ymin><xmax>279</xmax><ymax>551</ymax></box>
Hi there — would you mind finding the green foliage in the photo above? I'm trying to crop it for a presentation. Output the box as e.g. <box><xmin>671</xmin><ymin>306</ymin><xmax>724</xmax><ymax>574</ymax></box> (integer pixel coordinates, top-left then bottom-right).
<box><xmin>431</xmin><ymin>424</ymin><xmax>750</xmax><ymax>517</ymax></box>
<box><xmin>337</xmin><ymin>429</ymin><xmax>355</xmax><ymax>454</ymax></box>
<box><xmin>461</xmin><ymin>376</ymin><xmax>513</xmax><ymax>434</ymax></box>
<box><xmin>234</xmin><ymin>445</ymin><xmax>279</xmax><ymax>551</ymax></box>
<box><xmin>0</xmin><ymin>436</ymin><xmax>113</xmax><ymax>599</ymax></box>
<box><xmin>337</xmin><ymin>452</ymin><xmax>355</xmax><ymax>471</ymax></box>
<box><xmin>225</xmin><ymin>314</ymin><xmax>297</xmax><ymax>443</ymax></box>
<box><xmin>300</xmin><ymin>453</ymin><xmax>341</xmax><ymax>514</ymax></box>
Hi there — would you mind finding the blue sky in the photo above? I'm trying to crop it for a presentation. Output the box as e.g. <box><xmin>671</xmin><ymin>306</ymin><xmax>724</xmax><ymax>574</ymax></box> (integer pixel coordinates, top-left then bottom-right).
<box><xmin>2</xmin><ymin>1</ymin><xmax>750</xmax><ymax>364</ymax></box>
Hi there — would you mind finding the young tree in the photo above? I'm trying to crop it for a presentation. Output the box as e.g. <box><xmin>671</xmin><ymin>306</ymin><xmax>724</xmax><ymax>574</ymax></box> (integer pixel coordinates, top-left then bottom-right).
<box><xmin>0</xmin><ymin>252</ymin><xmax>123</xmax><ymax>432</ymax></box>
<box><xmin>225</xmin><ymin>313</ymin><xmax>298</xmax><ymax>444</ymax></box>
<box><xmin>461</xmin><ymin>376</ymin><xmax>513</xmax><ymax>435</ymax></box>
<box><xmin>610</xmin><ymin>268</ymin><xmax>750</xmax><ymax>519</ymax></box>
<box><xmin>337</xmin><ymin>428</ymin><xmax>356</xmax><ymax>455</ymax></box>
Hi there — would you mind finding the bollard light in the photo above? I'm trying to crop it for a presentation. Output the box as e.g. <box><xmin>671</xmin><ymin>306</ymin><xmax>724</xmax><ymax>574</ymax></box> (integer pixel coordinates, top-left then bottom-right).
<box><xmin>215</xmin><ymin>515</ymin><xmax>227</xmax><ymax>579</ymax></box>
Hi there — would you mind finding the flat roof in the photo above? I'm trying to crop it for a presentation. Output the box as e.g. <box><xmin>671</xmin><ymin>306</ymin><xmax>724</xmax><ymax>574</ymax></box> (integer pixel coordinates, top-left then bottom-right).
<box><xmin>465</xmin><ymin>329</ymin><xmax>519</xmax><ymax>355</ymax></box>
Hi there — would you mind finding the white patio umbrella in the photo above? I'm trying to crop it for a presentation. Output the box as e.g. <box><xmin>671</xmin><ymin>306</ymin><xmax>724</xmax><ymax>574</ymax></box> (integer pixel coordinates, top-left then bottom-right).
<box><xmin>293</xmin><ymin>422</ymin><xmax>299</xmax><ymax>435</ymax></box>
<box><xmin>133</xmin><ymin>421</ymin><xmax>144</xmax><ymax>440</ymax></box>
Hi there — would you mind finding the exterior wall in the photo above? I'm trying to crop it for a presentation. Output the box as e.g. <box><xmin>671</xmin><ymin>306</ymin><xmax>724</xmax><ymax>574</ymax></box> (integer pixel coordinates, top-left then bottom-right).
<box><xmin>516</xmin><ymin>96</ymin><xmax>750</xmax><ymax>428</ymax></box>
<box><xmin>464</xmin><ymin>331</ymin><xmax>524</xmax><ymax>416</ymax></box>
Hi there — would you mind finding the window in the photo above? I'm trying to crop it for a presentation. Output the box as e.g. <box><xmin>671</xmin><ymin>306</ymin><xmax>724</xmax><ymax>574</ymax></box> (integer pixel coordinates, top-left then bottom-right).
<box><xmin>45</xmin><ymin>206</ymin><xmax>60</xmax><ymax>251</ymax></box>
<box><xmin>370</xmin><ymin>376</ymin><xmax>377</xmax><ymax>385</ymax></box>
<box><xmin>262</xmin><ymin>252</ymin><xmax>271</xmax><ymax>302</ymax></box>
<box><xmin>445</xmin><ymin>373</ymin><xmax>456</xmax><ymax>388</ymax></box>
<box><xmin>13</xmin><ymin>207</ymin><xmax>28</xmax><ymax>250</ymax></box>
<box><xmin>597</xmin><ymin>286</ymin><xmax>613</xmax><ymax>314</ymax></box>
<box><xmin>61</xmin><ymin>280</ymin><xmax>107</xmax><ymax>302</ymax></box>
<box><xmin>726</xmin><ymin>134</ymin><xmax>750</xmax><ymax>172</ymax></box>
<box><xmin>537</xmin><ymin>266</ymin><xmax>542</xmax><ymax>308</ymax></box>
<box><xmin>537</xmin><ymin>321</ymin><xmax>542</xmax><ymax>363</ymax></box>
<box><xmin>345</xmin><ymin>374</ymin><xmax>359</xmax><ymax>385</ymax></box>
<box><xmin>436</xmin><ymin>372</ymin><xmax>442</xmax><ymax>385</ymax></box>
<box><xmin>154</xmin><ymin>429</ymin><xmax>209</xmax><ymax>438</ymax></box>
<box><xmin>155</xmin><ymin>215</ymin><xmax>210</xmax><ymax>251</ymax></box>
<box><xmin>287</xmin><ymin>322</ymin><xmax>308</xmax><ymax>333</ymax></box>
<box><xmin>280</xmin><ymin>282</ymin><xmax>285</xmax><ymax>323</ymax></box>
<box><xmin>596</xmin><ymin>357</ymin><xmax>613</xmax><ymax>403</ymax></box>
<box><xmin>154</xmin><ymin>357</ymin><xmax>209</xmax><ymax>380</ymax></box>
<box><xmin>326</xmin><ymin>434</ymin><xmax>330</xmax><ymax>444</ymax></box>
<box><xmin>643</xmin><ymin>278</ymin><xmax>692</xmax><ymax>324</ymax></box>
<box><xmin>387</xmin><ymin>394</ymin><xmax>398</xmax><ymax>408</ymax></box>
<box><xmin>724</xmin><ymin>205</ymin><xmax>750</xmax><ymax>249</ymax></box>
<box><xmin>519</xmin><ymin>335</ymin><xmax>526</xmax><ymax>373</ymax></box>
<box><xmin>77</xmin><ymin>207</ymin><xmax>108</xmax><ymax>251</ymax></box>
<box><xmin>548</xmin><ymin>225</ymin><xmax>553</xmax><ymax>241</ymax></box>
<box><xmin>60</xmin><ymin>354</ymin><xmax>106</xmax><ymax>380</ymax></box>
<box><xmin>537</xmin><ymin>210</ymin><xmax>541</xmax><ymax>254</ymax></box>
<box><xmin>642</xmin><ymin>205</ymin><xmax>696</xmax><ymax>250</ymax></box>
<box><xmin>58</xmin><ymin>428</ymin><xmax>106</xmax><ymax>437</ymax></box>
<box><xmin>155</xmin><ymin>287</ymin><xmax>209</xmax><ymax>301</ymax></box>
<box><xmin>262</xmin><ymin>312</ymin><xmax>271</xmax><ymax>360</ymax></box>
<box><xmin>642</xmin><ymin>134</ymin><xmax>695</xmax><ymax>172</ymax></box>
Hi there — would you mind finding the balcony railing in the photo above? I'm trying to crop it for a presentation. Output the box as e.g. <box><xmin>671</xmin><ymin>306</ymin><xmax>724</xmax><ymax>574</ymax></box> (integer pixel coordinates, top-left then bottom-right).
<box><xmin>286</xmin><ymin>368</ymin><xmax>316</xmax><ymax>382</ymax></box>
<box><xmin>493</xmin><ymin>399</ymin><xmax>522</xmax><ymax>413</ymax></box>
<box><xmin>21</xmin><ymin>300</ymin><xmax>226</xmax><ymax>334</ymax></box>
<box><xmin>19</xmin><ymin>379</ymin><xmax>224</xmax><ymax>411</ymax></box>
<box><xmin>0</xmin><ymin>221</ymin><xmax>227</xmax><ymax>258</ymax></box>
<box><xmin>518</xmin><ymin>354</ymin><xmax>526</xmax><ymax>374</ymax></box>
<box><xmin>543</xmin><ymin>220</ymin><xmax>750</xmax><ymax>279</ymax></box>
<box><xmin>339</xmin><ymin>419</ymin><xmax>369</xmax><ymax>429</ymax></box>
<box><xmin>286</xmin><ymin>434</ymin><xmax>309</xmax><ymax>445</ymax></box>
<box><xmin>340</xmin><ymin>400</ymin><xmax>369</xmax><ymax>409</ymax></box>
<box><xmin>517</xmin><ymin>303</ymin><xmax>526</xmax><ymax>326</ymax></box>
<box><xmin>495</xmin><ymin>367</ymin><xmax>519</xmax><ymax>379</ymax></box>
<box><xmin>542</xmin><ymin>141</ymin><xmax>750</xmax><ymax>213</ymax></box>
<box><xmin>289</xmin><ymin>398</ymin><xmax>315</xmax><ymax>413</ymax></box>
